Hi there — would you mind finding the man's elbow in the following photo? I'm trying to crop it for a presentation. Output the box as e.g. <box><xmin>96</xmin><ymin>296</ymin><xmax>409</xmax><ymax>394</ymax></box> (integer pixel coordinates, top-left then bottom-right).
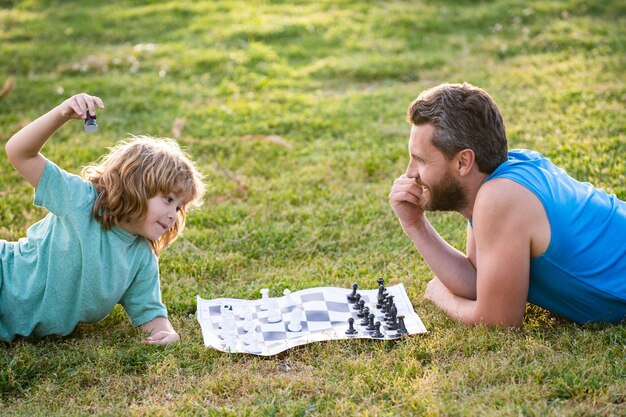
<box><xmin>461</xmin><ymin>309</ymin><xmax>523</xmax><ymax>328</ymax></box>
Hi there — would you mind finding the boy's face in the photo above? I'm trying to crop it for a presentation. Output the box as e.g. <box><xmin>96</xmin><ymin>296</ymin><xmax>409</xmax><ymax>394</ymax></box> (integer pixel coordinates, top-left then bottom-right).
<box><xmin>121</xmin><ymin>192</ymin><xmax>186</xmax><ymax>241</ymax></box>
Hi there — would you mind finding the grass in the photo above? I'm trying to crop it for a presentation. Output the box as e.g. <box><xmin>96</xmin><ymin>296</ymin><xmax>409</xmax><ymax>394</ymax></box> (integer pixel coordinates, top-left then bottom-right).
<box><xmin>1</xmin><ymin>0</ymin><xmax>625</xmax><ymax>415</ymax></box>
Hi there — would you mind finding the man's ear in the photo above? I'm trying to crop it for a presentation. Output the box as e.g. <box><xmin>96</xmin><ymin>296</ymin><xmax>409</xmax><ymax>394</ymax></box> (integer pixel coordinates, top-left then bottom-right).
<box><xmin>455</xmin><ymin>149</ymin><xmax>476</xmax><ymax>176</ymax></box>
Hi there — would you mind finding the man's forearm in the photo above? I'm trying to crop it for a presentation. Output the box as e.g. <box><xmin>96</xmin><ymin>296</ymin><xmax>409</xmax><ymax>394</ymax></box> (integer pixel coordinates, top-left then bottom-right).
<box><xmin>403</xmin><ymin>219</ymin><xmax>477</xmax><ymax>299</ymax></box>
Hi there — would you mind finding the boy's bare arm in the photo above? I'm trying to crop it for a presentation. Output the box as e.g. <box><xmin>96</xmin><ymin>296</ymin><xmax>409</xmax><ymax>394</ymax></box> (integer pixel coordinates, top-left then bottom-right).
<box><xmin>5</xmin><ymin>93</ymin><xmax>104</xmax><ymax>187</ymax></box>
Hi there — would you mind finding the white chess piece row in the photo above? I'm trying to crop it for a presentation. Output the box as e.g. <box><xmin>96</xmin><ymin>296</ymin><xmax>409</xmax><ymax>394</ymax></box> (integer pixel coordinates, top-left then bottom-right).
<box><xmin>220</xmin><ymin>302</ymin><xmax>262</xmax><ymax>354</ymax></box>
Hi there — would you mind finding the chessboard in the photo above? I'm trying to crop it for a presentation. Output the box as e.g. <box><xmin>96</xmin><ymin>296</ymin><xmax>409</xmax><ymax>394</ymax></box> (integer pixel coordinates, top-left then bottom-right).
<box><xmin>196</xmin><ymin>281</ymin><xmax>427</xmax><ymax>356</ymax></box>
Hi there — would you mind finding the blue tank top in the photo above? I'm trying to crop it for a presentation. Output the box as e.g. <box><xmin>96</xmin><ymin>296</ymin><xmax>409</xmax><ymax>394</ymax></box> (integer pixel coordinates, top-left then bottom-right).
<box><xmin>485</xmin><ymin>149</ymin><xmax>626</xmax><ymax>324</ymax></box>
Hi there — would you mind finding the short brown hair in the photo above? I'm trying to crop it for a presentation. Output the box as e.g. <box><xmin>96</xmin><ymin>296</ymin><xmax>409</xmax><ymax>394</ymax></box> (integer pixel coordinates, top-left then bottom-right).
<box><xmin>82</xmin><ymin>136</ymin><xmax>205</xmax><ymax>256</ymax></box>
<box><xmin>407</xmin><ymin>82</ymin><xmax>508</xmax><ymax>173</ymax></box>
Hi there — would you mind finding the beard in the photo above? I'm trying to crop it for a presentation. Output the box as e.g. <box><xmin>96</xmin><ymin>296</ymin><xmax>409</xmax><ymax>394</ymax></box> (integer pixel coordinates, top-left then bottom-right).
<box><xmin>418</xmin><ymin>170</ymin><xmax>467</xmax><ymax>212</ymax></box>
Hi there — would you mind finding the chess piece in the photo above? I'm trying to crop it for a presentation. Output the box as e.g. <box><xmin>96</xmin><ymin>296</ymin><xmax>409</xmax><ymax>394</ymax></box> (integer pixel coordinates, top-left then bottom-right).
<box><xmin>223</xmin><ymin>331</ymin><xmax>237</xmax><ymax>352</ymax></box>
<box><xmin>360</xmin><ymin>307</ymin><xmax>370</xmax><ymax>326</ymax></box>
<box><xmin>386</xmin><ymin>304</ymin><xmax>398</xmax><ymax>323</ymax></box>
<box><xmin>84</xmin><ymin>112</ymin><xmax>98</xmax><ymax>133</ymax></box>
<box><xmin>385</xmin><ymin>295</ymin><xmax>397</xmax><ymax>320</ymax></box>
<box><xmin>376</xmin><ymin>284</ymin><xmax>386</xmax><ymax>309</ymax></box>
<box><xmin>397</xmin><ymin>315</ymin><xmax>408</xmax><ymax>335</ymax></box>
<box><xmin>283</xmin><ymin>288</ymin><xmax>296</xmax><ymax>307</ymax></box>
<box><xmin>242</xmin><ymin>311</ymin><xmax>256</xmax><ymax>332</ymax></box>
<box><xmin>356</xmin><ymin>299</ymin><xmax>366</xmax><ymax>318</ymax></box>
<box><xmin>372</xmin><ymin>321</ymin><xmax>384</xmax><ymax>338</ymax></box>
<box><xmin>376</xmin><ymin>277</ymin><xmax>385</xmax><ymax>287</ymax></box>
<box><xmin>347</xmin><ymin>283</ymin><xmax>359</xmax><ymax>303</ymax></box>
<box><xmin>246</xmin><ymin>328</ymin><xmax>262</xmax><ymax>354</ymax></box>
<box><xmin>260</xmin><ymin>288</ymin><xmax>270</xmax><ymax>311</ymax></box>
<box><xmin>238</xmin><ymin>304</ymin><xmax>251</xmax><ymax>320</ymax></box>
<box><xmin>366</xmin><ymin>313</ymin><xmax>376</xmax><ymax>331</ymax></box>
<box><xmin>219</xmin><ymin>304</ymin><xmax>235</xmax><ymax>329</ymax></box>
<box><xmin>387</xmin><ymin>305</ymin><xmax>398</xmax><ymax>330</ymax></box>
<box><xmin>287</xmin><ymin>307</ymin><xmax>303</xmax><ymax>332</ymax></box>
<box><xmin>352</xmin><ymin>293</ymin><xmax>362</xmax><ymax>310</ymax></box>
<box><xmin>345</xmin><ymin>318</ymin><xmax>358</xmax><ymax>335</ymax></box>
<box><xmin>267</xmin><ymin>301</ymin><xmax>282</xmax><ymax>323</ymax></box>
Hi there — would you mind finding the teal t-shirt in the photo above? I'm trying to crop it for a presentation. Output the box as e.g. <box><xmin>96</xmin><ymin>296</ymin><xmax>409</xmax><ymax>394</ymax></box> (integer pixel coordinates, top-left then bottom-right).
<box><xmin>0</xmin><ymin>160</ymin><xmax>167</xmax><ymax>341</ymax></box>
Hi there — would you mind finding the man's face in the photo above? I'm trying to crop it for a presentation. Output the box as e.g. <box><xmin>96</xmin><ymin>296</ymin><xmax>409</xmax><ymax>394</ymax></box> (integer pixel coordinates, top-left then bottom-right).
<box><xmin>406</xmin><ymin>124</ymin><xmax>467</xmax><ymax>212</ymax></box>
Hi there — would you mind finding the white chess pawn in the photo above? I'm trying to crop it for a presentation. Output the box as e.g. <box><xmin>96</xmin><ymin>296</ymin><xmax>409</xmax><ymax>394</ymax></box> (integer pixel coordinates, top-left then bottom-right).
<box><xmin>283</xmin><ymin>288</ymin><xmax>295</xmax><ymax>306</ymax></box>
<box><xmin>238</xmin><ymin>304</ymin><xmax>250</xmax><ymax>320</ymax></box>
<box><xmin>219</xmin><ymin>304</ymin><xmax>235</xmax><ymax>329</ymax></box>
<box><xmin>242</xmin><ymin>328</ymin><xmax>254</xmax><ymax>345</ymax></box>
<box><xmin>267</xmin><ymin>300</ymin><xmax>282</xmax><ymax>323</ymax></box>
<box><xmin>243</xmin><ymin>312</ymin><xmax>256</xmax><ymax>332</ymax></box>
<box><xmin>245</xmin><ymin>327</ymin><xmax>262</xmax><ymax>354</ymax></box>
<box><xmin>223</xmin><ymin>332</ymin><xmax>237</xmax><ymax>352</ymax></box>
<box><xmin>260</xmin><ymin>288</ymin><xmax>270</xmax><ymax>311</ymax></box>
<box><xmin>287</xmin><ymin>307</ymin><xmax>303</xmax><ymax>332</ymax></box>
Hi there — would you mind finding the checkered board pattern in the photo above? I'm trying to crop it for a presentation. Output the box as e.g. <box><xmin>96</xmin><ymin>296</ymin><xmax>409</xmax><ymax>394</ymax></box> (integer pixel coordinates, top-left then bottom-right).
<box><xmin>196</xmin><ymin>284</ymin><xmax>427</xmax><ymax>356</ymax></box>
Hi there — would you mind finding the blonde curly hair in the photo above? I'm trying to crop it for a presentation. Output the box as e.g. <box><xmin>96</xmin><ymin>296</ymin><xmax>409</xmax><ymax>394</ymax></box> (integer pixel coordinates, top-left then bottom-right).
<box><xmin>82</xmin><ymin>136</ymin><xmax>205</xmax><ymax>256</ymax></box>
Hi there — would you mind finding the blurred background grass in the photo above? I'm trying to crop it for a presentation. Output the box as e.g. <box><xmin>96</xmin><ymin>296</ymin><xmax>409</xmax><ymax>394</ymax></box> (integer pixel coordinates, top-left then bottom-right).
<box><xmin>1</xmin><ymin>1</ymin><xmax>625</xmax><ymax>415</ymax></box>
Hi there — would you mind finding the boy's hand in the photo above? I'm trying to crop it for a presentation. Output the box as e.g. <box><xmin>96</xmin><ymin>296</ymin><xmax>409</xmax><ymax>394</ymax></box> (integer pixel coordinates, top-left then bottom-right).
<box><xmin>139</xmin><ymin>316</ymin><xmax>179</xmax><ymax>346</ymax></box>
<box><xmin>59</xmin><ymin>93</ymin><xmax>104</xmax><ymax>120</ymax></box>
<box><xmin>144</xmin><ymin>330</ymin><xmax>180</xmax><ymax>346</ymax></box>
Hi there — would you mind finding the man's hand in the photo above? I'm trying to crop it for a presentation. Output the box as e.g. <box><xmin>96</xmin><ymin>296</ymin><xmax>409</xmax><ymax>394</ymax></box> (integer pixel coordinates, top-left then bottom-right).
<box><xmin>389</xmin><ymin>174</ymin><xmax>426</xmax><ymax>229</ymax></box>
<box><xmin>424</xmin><ymin>277</ymin><xmax>452</xmax><ymax>307</ymax></box>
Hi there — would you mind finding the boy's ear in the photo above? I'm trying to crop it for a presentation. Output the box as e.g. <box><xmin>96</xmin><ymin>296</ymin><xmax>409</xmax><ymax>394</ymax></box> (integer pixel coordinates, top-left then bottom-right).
<box><xmin>456</xmin><ymin>149</ymin><xmax>476</xmax><ymax>176</ymax></box>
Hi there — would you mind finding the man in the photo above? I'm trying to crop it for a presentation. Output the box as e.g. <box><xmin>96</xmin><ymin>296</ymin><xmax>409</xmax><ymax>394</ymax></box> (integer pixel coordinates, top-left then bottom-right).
<box><xmin>389</xmin><ymin>82</ymin><xmax>626</xmax><ymax>327</ymax></box>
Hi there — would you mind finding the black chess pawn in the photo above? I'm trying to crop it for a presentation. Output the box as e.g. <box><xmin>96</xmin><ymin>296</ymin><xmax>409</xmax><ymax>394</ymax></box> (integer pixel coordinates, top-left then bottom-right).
<box><xmin>347</xmin><ymin>283</ymin><xmax>359</xmax><ymax>303</ymax></box>
<box><xmin>345</xmin><ymin>317</ymin><xmax>358</xmax><ymax>335</ymax></box>
<box><xmin>384</xmin><ymin>296</ymin><xmax>395</xmax><ymax>320</ymax></box>
<box><xmin>381</xmin><ymin>295</ymin><xmax>390</xmax><ymax>313</ymax></box>
<box><xmin>356</xmin><ymin>299</ymin><xmax>366</xmax><ymax>318</ymax></box>
<box><xmin>386</xmin><ymin>304</ymin><xmax>398</xmax><ymax>325</ymax></box>
<box><xmin>376</xmin><ymin>284</ymin><xmax>385</xmax><ymax>309</ymax></box>
<box><xmin>387</xmin><ymin>314</ymin><xmax>399</xmax><ymax>330</ymax></box>
<box><xmin>372</xmin><ymin>321</ymin><xmax>384</xmax><ymax>338</ymax></box>
<box><xmin>360</xmin><ymin>307</ymin><xmax>370</xmax><ymax>326</ymax></box>
<box><xmin>352</xmin><ymin>293</ymin><xmax>362</xmax><ymax>309</ymax></box>
<box><xmin>84</xmin><ymin>112</ymin><xmax>98</xmax><ymax>133</ymax></box>
<box><xmin>366</xmin><ymin>313</ymin><xmax>376</xmax><ymax>331</ymax></box>
<box><xmin>397</xmin><ymin>315</ymin><xmax>408</xmax><ymax>334</ymax></box>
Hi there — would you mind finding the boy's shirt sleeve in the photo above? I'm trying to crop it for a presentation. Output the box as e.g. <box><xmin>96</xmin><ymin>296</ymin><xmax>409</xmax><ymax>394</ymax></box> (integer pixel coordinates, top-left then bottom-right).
<box><xmin>119</xmin><ymin>250</ymin><xmax>168</xmax><ymax>326</ymax></box>
<box><xmin>34</xmin><ymin>159</ymin><xmax>96</xmax><ymax>216</ymax></box>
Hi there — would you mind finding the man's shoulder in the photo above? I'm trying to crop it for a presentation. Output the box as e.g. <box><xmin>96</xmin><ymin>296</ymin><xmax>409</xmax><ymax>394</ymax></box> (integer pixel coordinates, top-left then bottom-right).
<box><xmin>478</xmin><ymin>177</ymin><xmax>534</xmax><ymax>203</ymax></box>
<box><xmin>475</xmin><ymin>179</ymin><xmax>546</xmax><ymax>223</ymax></box>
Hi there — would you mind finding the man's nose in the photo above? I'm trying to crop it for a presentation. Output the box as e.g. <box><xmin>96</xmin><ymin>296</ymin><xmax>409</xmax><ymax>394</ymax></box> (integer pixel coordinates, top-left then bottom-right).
<box><xmin>406</xmin><ymin>163</ymin><xmax>419</xmax><ymax>180</ymax></box>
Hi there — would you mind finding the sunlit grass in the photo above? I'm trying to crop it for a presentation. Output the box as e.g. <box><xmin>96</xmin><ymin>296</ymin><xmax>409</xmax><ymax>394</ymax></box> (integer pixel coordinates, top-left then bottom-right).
<box><xmin>1</xmin><ymin>0</ymin><xmax>624</xmax><ymax>415</ymax></box>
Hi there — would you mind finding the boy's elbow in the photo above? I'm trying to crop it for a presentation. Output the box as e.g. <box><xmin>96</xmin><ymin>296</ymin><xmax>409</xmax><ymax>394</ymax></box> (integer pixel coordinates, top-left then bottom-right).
<box><xmin>5</xmin><ymin>139</ymin><xmax>16</xmax><ymax>164</ymax></box>
<box><xmin>5</xmin><ymin>134</ymin><xmax>22</xmax><ymax>160</ymax></box>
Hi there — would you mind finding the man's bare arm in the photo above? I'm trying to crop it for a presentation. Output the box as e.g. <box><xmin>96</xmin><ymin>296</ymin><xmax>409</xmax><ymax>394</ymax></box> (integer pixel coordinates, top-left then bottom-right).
<box><xmin>425</xmin><ymin>180</ymin><xmax>540</xmax><ymax>327</ymax></box>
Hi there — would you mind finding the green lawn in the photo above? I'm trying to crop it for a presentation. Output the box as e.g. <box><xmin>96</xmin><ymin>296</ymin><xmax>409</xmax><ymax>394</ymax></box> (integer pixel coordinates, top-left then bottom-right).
<box><xmin>1</xmin><ymin>0</ymin><xmax>625</xmax><ymax>415</ymax></box>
